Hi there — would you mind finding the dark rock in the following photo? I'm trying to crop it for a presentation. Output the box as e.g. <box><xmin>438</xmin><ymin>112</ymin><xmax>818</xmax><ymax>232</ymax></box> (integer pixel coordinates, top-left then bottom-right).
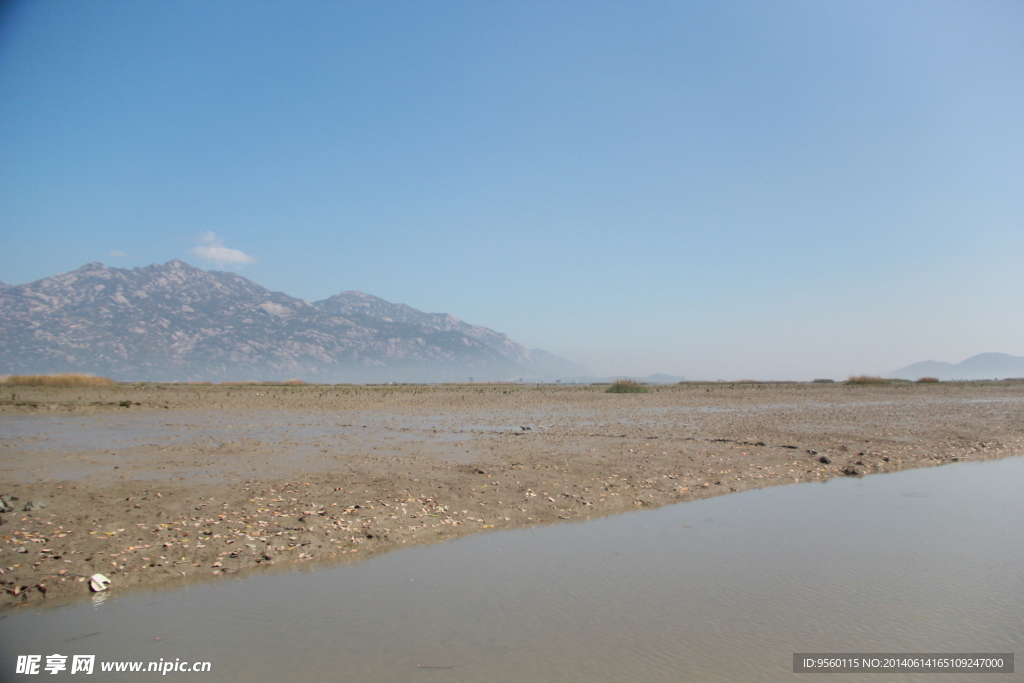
<box><xmin>841</xmin><ymin>466</ymin><xmax>861</xmax><ymax>476</ymax></box>
<box><xmin>818</xmin><ymin>456</ymin><xmax>831</xmax><ymax>464</ymax></box>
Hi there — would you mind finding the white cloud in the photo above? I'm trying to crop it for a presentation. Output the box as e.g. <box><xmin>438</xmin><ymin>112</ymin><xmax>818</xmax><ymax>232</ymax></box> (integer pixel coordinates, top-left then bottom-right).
<box><xmin>108</xmin><ymin>250</ymin><xmax>129</xmax><ymax>258</ymax></box>
<box><xmin>190</xmin><ymin>231</ymin><xmax>258</xmax><ymax>265</ymax></box>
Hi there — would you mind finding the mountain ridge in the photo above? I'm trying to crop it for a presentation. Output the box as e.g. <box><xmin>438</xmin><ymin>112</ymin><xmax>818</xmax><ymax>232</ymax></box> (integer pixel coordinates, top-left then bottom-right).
<box><xmin>887</xmin><ymin>352</ymin><xmax>1024</xmax><ymax>381</ymax></box>
<box><xmin>0</xmin><ymin>260</ymin><xmax>588</xmax><ymax>383</ymax></box>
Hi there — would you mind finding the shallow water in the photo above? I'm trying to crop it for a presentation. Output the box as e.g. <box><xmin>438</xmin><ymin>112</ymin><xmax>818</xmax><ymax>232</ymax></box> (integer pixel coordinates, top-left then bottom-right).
<box><xmin>0</xmin><ymin>410</ymin><xmax>495</xmax><ymax>481</ymax></box>
<box><xmin>1</xmin><ymin>457</ymin><xmax>1021</xmax><ymax>681</ymax></box>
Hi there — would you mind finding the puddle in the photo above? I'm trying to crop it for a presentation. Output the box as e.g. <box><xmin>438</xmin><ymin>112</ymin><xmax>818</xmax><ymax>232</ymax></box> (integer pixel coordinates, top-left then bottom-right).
<box><xmin>0</xmin><ymin>406</ymin><xmax>620</xmax><ymax>483</ymax></box>
<box><xmin>1</xmin><ymin>457</ymin><xmax>1020</xmax><ymax>681</ymax></box>
<box><xmin>0</xmin><ymin>411</ymin><xmax>503</xmax><ymax>481</ymax></box>
<box><xmin>0</xmin><ymin>412</ymin><xmax>482</xmax><ymax>452</ymax></box>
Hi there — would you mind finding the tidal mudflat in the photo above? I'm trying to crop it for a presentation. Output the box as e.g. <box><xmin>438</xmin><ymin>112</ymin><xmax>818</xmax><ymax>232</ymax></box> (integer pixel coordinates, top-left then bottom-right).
<box><xmin>1</xmin><ymin>455</ymin><xmax>1021</xmax><ymax>682</ymax></box>
<box><xmin>1</xmin><ymin>381</ymin><xmax>1022</xmax><ymax>607</ymax></box>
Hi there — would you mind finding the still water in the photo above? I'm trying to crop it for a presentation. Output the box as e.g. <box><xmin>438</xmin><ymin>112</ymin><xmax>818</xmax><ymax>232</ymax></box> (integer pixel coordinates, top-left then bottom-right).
<box><xmin>2</xmin><ymin>457</ymin><xmax>1021</xmax><ymax>681</ymax></box>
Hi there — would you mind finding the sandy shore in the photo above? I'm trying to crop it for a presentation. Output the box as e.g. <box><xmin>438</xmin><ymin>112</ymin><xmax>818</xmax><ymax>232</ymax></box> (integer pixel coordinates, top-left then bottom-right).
<box><xmin>2</xmin><ymin>381</ymin><xmax>1022</xmax><ymax>608</ymax></box>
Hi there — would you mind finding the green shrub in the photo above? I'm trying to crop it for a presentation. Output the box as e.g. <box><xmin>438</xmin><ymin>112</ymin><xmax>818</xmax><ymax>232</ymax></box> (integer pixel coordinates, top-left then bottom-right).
<box><xmin>606</xmin><ymin>379</ymin><xmax>647</xmax><ymax>393</ymax></box>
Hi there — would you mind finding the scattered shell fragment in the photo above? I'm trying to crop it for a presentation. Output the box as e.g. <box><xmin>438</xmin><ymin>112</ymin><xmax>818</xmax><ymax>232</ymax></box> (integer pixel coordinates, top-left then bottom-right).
<box><xmin>89</xmin><ymin>573</ymin><xmax>111</xmax><ymax>592</ymax></box>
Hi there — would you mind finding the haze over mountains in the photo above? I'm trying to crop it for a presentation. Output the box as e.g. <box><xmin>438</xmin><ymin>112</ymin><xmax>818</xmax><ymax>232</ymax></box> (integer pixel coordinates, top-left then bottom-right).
<box><xmin>0</xmin><ymin>260</ymin><xmax>588</xmax><ymax>383</ymax></box>
<box><xmin>888</xmin><ymin>353</ymin><xmax>1024</xmax><ymax>381</ymax></box>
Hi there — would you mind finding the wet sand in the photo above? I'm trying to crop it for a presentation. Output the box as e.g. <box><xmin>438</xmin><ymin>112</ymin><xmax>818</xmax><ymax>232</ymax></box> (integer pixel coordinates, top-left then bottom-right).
<box><xmin>2</xmin><ymin>381</ymin><xmax>1023</xmax><ymax>608</ymax></box>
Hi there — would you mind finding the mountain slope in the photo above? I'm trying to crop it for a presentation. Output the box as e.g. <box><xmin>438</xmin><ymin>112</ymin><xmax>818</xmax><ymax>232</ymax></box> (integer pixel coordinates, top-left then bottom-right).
<box><xmin>0</xmin><ymin>260</ymin><xmax>588</xmax><ymax>382</ymax></box>
<box><xmin>888</xmin><ymin>353</ymin><xmax>1024</xmax><ymax>380</ymax></box>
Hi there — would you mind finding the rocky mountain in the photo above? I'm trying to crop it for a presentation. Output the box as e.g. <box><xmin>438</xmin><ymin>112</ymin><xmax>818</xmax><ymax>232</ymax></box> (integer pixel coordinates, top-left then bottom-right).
<box><xmin>0</xmin><ymin>260</ymin><xmax>589</xmax><ymax>383</ymax></box>
<box><xmin>887</xmin><ymin>352</ymin><xmax>1024</xmax><ymax>381</ymax></box>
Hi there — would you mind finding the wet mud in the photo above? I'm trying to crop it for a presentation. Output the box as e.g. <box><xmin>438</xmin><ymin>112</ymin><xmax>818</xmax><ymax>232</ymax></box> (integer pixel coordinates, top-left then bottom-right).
<box><xmin>2</xmin><ymin>381</ymin><xmax>1022</xmax><ymax>608</ymax></box>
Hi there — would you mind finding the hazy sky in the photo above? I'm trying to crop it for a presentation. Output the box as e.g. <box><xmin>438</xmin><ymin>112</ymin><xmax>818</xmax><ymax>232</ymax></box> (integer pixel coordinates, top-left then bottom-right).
<box><xmin>1</xmin><ymin>1</ymin><xmax>1021</xmax><ymax>380</ymax></box>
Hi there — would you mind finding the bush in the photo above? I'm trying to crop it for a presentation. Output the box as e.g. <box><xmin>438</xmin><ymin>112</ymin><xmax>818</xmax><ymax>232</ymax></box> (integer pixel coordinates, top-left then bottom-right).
<box><xmin>916</xmin><ymin>376</ymin><xmax>940</xmax><ymax>383</ymax></box>
<box><xmin>845</xmin><ymin>375</ymin><xmax>889</xmax><ymax>385</ymax></box>
<box><xmin>812</xmin><ymin>378</ymin><xmax>835</xmax><ymax>383</ymax></box>
<box><xmin>606</xmin><ymin>379</ymin><xmax>647</xmax><ymax>393</ymax></box>
<box><xmin>6</xmin><ymin>374</ymin><xmax>116</xmax><ymax>387</ymax></box>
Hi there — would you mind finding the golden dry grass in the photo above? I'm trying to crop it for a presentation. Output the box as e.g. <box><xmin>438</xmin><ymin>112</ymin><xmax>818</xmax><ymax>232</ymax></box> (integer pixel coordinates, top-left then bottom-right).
<box><xmin>846</xmin><ymin>375</ymin><xmax>890</xmax><ymax>385</ymax></box>
<box><xmin>6</xmin><ymin>374</ymin><xmax>116</xmax><ymax>387</ymax></box>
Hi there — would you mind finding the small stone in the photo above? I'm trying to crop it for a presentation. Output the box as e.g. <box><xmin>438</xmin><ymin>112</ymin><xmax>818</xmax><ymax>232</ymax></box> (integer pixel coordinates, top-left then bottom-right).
<box><xmin>818</xmin><ymin>456</ymin><xmax>831</xmax><ymax>464</ymax></box>
<box><xmin>23</xmin><ymin>500</ymin><xmax>46</xmax><ymax>512</ymax></box>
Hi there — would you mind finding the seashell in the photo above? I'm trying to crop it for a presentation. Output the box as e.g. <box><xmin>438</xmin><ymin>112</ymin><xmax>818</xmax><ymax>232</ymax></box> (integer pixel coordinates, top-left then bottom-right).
<box><xmin>89</xmin><ymin>573</ymin><xmax>111</xmax><ymax>592</ymax></box>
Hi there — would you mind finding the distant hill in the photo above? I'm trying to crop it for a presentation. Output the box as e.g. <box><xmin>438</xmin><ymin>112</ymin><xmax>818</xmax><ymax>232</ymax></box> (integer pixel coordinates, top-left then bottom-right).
<box><xmin>0</xmin><ymin>260</ymin><xmax>589</xmax><ymax>383</ymax></box>
<box><xmin>887</xmin><ymin>353</ymin><xmax>1024</xmax><ymax>381</ymax></box>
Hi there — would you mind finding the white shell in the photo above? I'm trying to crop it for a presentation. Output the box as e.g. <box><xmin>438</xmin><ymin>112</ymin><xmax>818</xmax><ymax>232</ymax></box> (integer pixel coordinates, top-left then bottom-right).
<box><xmin>89</xmin><ymin>573</ymin><xmax>111</xmax><ymax>592</ymax></box>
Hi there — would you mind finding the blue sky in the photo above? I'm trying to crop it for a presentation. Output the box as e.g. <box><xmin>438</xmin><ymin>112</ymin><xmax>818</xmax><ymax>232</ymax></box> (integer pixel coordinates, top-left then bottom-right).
<box><xmin>1</xmin><ymin>0</ymin><xmax>1022</xmax><ymax>379</ymax></box>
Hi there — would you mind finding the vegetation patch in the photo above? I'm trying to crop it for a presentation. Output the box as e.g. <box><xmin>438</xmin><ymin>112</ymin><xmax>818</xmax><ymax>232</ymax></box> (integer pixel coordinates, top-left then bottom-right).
<box><xmin>5</xmin><ymin>373</ymin><xmax>116</xmax><ymax>387</ymax></box>
<box><xmin>606</xmin><ymin>379</ymin><xmax>647</xmax><ymax>393</ymax></box>
<box><xmin>916</xmin><ymin>377</ymin><xmax>940</xmax><ymax>383</ymax></box>
<box><xmin>845</xmin><ymin>375</ymin><xmax>889</xmax><ymax>385</ymax></box>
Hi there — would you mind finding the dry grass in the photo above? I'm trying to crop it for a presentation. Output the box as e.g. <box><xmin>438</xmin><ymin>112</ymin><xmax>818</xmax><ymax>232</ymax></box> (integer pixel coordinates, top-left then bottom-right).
<box><xmin>606</xmin><ymin>379</ymin><xmax>647</xmax><ymax>393</ymax></box>
<box><xmin>916</xmin><ymin>376</ymin><xmax>940</xmax><ymax>383</ymax></box>
<box><xmin>845</xmin><ymin>375</ymin><xmax>889</xmax><ymax>385</ymax></box>
<box><xmin>217</xmin><ymin>380</ymin><xmax>311</xmax><ymax>386</ymax></box>
<box><xmin>812</xmin><ymin>378</ymin><xmax>835</xmax><ymax>383</ymax></box>
<box><xmin>6</xmin><ymin>373</ymin><xmax>116</xmax><ymax>387</ymax></box>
